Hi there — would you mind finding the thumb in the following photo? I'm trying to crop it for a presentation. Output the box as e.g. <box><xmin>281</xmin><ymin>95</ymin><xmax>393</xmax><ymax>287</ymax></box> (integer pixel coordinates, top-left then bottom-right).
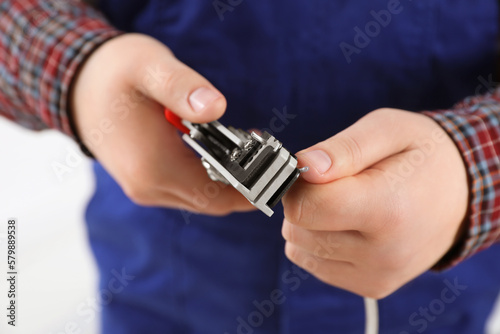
<box><xmin>128</xmin><ymin>34</ymin><xmax>226</xmax><ymax>123</ymax></box>
<box><xmin>297</xmin><ymin>108</ymin><xmax>416</xmax><ymax>184</ymax></box>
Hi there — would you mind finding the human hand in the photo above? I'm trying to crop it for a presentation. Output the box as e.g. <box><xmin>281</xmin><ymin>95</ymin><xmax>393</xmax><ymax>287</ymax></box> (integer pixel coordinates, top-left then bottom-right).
<box><xmin>281</xmin><ymin>108</ymin><xmax>469</xmax><ymax>298</ymax></box>
<box><xmin>70</xmin><ymin>33</ymin><xmax>255</xmax><ymax>215</ymax></box>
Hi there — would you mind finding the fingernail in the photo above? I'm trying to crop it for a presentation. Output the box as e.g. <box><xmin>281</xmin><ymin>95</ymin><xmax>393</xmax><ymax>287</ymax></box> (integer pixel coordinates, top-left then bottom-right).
<box><xmin>298</xmin><ymin>150</ymin><xmax>332</xmax><ymax>175</ymax></box>
<box><xmin>189</xmin><ymin>87</ymin><xmax>221</xmax><ymax>113</ymax></box>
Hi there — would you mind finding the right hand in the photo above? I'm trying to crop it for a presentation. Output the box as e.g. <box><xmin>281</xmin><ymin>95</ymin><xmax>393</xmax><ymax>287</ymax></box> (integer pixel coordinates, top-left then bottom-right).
<box><xmin>70</xmin><ymin>33</ymin><xmax>256</xmax><ymax>215</ymax></box>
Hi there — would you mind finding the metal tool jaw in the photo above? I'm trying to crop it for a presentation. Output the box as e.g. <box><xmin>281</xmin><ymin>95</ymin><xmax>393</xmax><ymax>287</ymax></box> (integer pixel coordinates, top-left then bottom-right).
<box><xmin>181</xmin><ymin>120</ymin><xmax>301</xmax><ymax>216</ymax></box>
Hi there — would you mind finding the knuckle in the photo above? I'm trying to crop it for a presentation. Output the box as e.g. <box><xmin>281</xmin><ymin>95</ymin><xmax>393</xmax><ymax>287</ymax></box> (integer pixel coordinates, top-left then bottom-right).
<box><xmin>335</xmin><ymin>134</ymin><xmax>363</xmax><ymax>171</ymax></box>
<box><xmin>281</xmin><ymin>222</ymin><xmax>292</xmax><ymax>242</ymax></box>
<box><xmin>284</xmin><ymin>243</ymin><xmax>298</xmax><ymax>263</ymax></box>
<box><xmin>120</xmin><ymin>161</ymin><xmax>159</xmax><ymax>206</ymax></box>
<box><xmin>163</xmin><ymin>66</ymin><xmax>192</xmax><ymax>97</ymax></box>
<box><xmin>204</xmin><ymin>193</ymin><xmax>245</xmax><ymax>216</ymax></box>
<box><xmin>122</xmin><ymin>183</ymin><xmax>152</xmax><ymax>206</ymax></box>
<box><xmin>205</xmin><ymin>204</ymin><xmax>232</xmax><ymax>217</ymax></box>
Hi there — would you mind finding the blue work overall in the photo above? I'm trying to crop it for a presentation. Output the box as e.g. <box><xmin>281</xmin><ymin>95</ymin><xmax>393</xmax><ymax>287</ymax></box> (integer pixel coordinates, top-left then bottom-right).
<box><xmin>86</xmin><ymin>1</ymin><xmax>500</xmax><ymax>333</ymax></box>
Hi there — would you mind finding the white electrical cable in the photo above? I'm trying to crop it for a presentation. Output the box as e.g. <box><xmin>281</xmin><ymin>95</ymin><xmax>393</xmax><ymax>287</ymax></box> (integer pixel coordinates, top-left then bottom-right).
<box><xmin>364</xmin><ymin>297</ymin><xmax>379</xmax><ymax>334</ymax></box>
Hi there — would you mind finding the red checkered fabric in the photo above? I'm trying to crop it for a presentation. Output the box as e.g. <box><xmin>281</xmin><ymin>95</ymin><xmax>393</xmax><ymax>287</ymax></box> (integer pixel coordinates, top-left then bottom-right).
<box><xmin>424</xmin><ymin>89</ymin><xmax>500</xmax><ymax>269</ymax></box>
<box><xmin>0</xmin><ymin>0</ymin><xmax>121</xmax><ymax>138</ymax></box>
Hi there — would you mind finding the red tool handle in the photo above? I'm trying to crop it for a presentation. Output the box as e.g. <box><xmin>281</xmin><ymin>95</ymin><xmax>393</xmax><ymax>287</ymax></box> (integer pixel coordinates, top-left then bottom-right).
<box><xmin>164</xmin><ymin>109</ymin><xmax>190</xmax><ymax>134</ymax></box>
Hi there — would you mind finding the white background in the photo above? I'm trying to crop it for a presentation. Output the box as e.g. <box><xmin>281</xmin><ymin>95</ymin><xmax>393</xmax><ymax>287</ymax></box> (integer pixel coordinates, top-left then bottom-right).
<box><xmin>0</xmin><ymin>119</ymin><xmax>98</xmax><ymax>334</ymax></box>
<box><xmin>0</xmin><ymin>118</ymin><xmax>499</xmax><ymax>334</ymax></box>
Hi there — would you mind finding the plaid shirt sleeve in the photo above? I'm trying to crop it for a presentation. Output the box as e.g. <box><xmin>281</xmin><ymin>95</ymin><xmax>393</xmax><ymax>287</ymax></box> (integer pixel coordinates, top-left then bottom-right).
<box><xmin>0</xmin><ymin>0</ymin><xmax>121</xmax><ymax>138</ymax></box>
<box><xmin>423</xmin><ymin>88</ymin><xmax>500</xmax><ymax>270</ymax></box>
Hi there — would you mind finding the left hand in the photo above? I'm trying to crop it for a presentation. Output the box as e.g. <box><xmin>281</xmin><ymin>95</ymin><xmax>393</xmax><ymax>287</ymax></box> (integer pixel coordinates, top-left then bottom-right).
<box><xmin>281</xmin><ymin>108</ymin><xmax>469</xmax><ymax>299</ymax></box>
